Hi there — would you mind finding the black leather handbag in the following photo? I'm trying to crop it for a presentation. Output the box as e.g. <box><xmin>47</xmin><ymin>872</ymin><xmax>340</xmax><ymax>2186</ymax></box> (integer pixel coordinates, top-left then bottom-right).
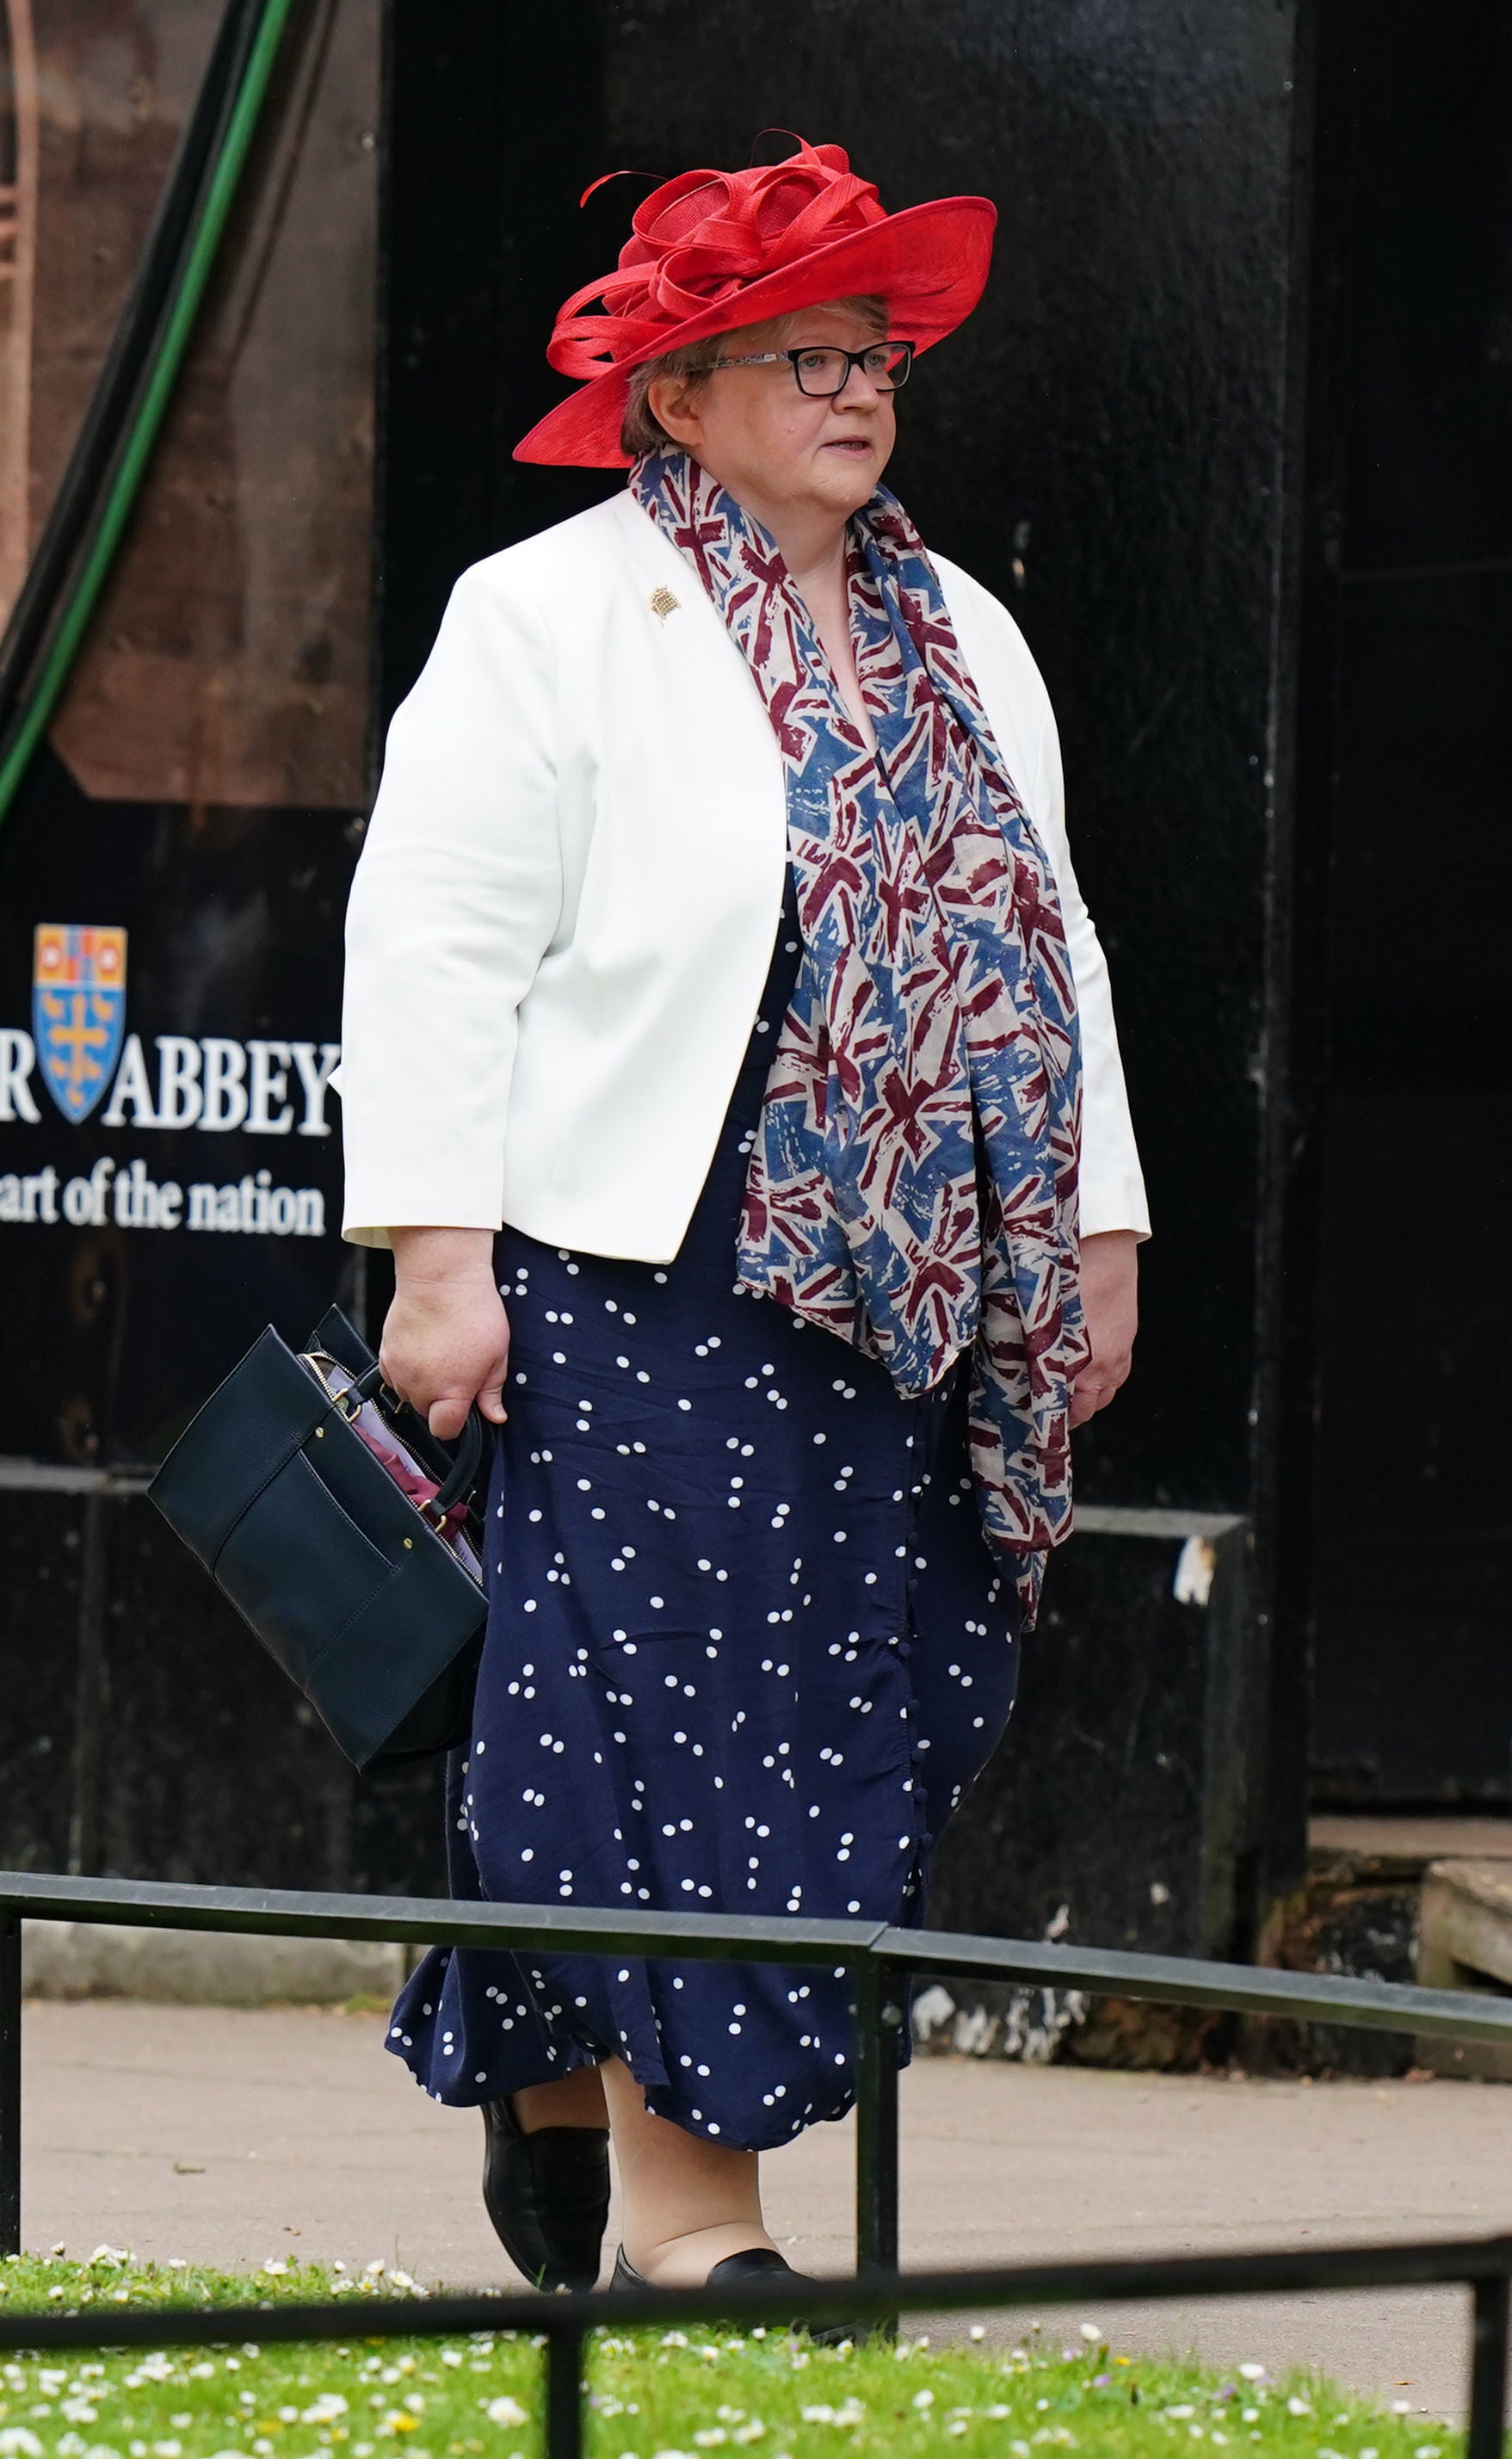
<box><xmin>150</xmin><ymin>1305</ymin><xmax>487</xmax><ymax>1771</ymax></box>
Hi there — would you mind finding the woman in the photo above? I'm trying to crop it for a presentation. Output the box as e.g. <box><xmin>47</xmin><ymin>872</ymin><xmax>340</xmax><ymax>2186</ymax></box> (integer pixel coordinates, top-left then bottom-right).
<box><xmin>338</xmin><ymin>138</ymin><xmax>1148</xmax><ymax>2299</ymax></box>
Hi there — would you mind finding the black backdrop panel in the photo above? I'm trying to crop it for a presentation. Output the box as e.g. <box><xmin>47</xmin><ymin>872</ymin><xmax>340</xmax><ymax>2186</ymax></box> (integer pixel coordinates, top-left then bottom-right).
<box><xmin>374</xmin><ymin>0</ymin><xmax>1308</xmax><ymax>1942</ymax></box>
<box><xmin>1309</xmin><ymin>1</ymin><xmax>1512</xmax><ymax>1802</ymax></box>
<box><xmin>382</xmin><ymin>0</ymin><xmax>1299</xmax><ymax>1523</ymax></box>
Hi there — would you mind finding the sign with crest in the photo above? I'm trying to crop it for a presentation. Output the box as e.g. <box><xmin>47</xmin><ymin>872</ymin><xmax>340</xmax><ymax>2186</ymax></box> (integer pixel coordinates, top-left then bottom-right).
<box><xmin>32</xmin><ymin>924</ymin><xmax>129</xmax><ymax>1123</ymax></box>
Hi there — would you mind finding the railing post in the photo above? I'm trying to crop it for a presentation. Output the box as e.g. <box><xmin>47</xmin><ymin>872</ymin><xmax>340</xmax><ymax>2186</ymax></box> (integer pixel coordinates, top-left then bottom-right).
<box><xmin>853</xmin><ymin>1951</ymin><xmax>900</xmax><ymax>2328</ymax></box>
<box><xmin>543</xmin><ymin>2320</ymin><xmax>584</xmax><ymax>2459</ymax></box>
<box><xmin>1467</xmin><ymin>2271</ymin><xmax>1510</xmax><ymax>2459</ymax></box>
<box><xmin>0</xmin><ymin>1911</ymin><xmax>20</xmax><ymax>2256</ymax></box>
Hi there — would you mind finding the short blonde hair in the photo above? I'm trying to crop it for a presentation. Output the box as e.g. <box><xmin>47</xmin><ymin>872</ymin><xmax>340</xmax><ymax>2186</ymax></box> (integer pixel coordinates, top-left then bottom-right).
<box><xmin>620</xmin><ymin>295</ymin><xmax>889</xmax><ymax>458</ymax></box>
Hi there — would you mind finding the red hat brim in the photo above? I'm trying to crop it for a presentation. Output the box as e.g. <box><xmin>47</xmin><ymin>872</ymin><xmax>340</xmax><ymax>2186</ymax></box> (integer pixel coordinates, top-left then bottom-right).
<box><xmin>513</xmin><ymin>194</ymin><xmax>997</xmax><ymax>468</ymax></box>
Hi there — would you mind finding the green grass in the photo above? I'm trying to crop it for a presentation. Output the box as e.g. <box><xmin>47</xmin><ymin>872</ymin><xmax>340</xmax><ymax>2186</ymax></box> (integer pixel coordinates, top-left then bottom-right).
<box><xmin>0</xmin><ymin>2253</ymin><xmax>1461</xmax><ymax>2459</ymax></box>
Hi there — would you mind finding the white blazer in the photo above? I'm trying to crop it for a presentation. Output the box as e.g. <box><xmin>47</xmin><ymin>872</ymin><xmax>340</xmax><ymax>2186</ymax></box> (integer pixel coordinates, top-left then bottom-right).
<box><xmin>338</xmin><ymin>490</ymin><xmax>1149</xmax><ymax>1260</ymax></box>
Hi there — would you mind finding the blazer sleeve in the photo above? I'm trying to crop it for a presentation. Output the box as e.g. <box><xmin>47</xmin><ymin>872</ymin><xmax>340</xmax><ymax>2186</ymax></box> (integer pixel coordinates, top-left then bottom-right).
<box><xmin>1024</xmin><ymin>683</ymin><xmax>1151</xmax><ymax>1242</ymax></box>
<box><xmin>336</xmin><ymin>561</ymin><xmax>562</xmax><ymax>1248</ymax></box>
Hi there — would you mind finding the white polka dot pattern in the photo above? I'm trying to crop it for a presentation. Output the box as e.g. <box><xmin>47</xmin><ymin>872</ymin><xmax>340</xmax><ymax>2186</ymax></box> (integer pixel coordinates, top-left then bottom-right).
<box><xmin>386</xmin><ymin>878</ymin><xmax>1022</xmax><ymax>2153</ymax></box>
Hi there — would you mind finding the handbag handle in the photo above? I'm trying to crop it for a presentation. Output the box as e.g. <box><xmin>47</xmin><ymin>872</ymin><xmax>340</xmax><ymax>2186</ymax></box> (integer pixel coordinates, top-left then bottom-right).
<box><xmin>431</xmin><ymin>1404</ymin><xmax>485</xmax><ymax>1516</ymax></box>
<box><xmin>340</xmin><ymin>1365</ymin><xmax>486</xmax><ymax>1520</ymax></box>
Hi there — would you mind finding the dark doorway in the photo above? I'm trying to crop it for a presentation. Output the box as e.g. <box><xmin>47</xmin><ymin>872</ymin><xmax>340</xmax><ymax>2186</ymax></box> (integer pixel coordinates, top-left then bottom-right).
<box><xmin>1308</xmin><ymin>1</ymin><xmax>1512</xmax><ymax>1805</ymax></box>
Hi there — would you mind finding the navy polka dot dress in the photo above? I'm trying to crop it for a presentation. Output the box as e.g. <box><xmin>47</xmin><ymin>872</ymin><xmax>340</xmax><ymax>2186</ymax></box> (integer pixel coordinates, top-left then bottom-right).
<box><xmin>387</xmin><ymin>877</ymin><xmax>1023</xmax><ymax>2151</ymax></box>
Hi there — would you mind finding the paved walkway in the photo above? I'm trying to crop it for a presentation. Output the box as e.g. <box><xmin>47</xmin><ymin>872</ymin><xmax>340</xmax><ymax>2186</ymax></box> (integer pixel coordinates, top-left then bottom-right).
<box><xmin>20</xmin><ymin>2002</ymin><xmax>1511</xmax><ymax>2419</ymax></box>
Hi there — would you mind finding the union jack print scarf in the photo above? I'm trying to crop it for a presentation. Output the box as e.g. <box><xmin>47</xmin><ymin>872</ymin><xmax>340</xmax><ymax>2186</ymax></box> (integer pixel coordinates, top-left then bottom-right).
<box><xmin>630</xmin><ymin>448</ymin><xmax>1087</xmax><ymax>1624</ymax></box>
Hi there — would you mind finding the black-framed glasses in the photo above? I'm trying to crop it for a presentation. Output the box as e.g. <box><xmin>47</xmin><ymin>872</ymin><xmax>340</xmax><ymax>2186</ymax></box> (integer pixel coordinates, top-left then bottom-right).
<box><xmin>709</xmin><ymin>340</ymin><xmax>916</xmax><ymax>397</ymax></box>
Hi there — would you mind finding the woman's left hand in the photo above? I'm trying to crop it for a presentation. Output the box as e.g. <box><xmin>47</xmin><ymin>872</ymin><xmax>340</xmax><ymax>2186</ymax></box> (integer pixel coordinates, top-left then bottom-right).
<box><xmin>1070</xmin><ymin>1229</ymin><xmax>1140</xmax><ymax>1426</ymax></box>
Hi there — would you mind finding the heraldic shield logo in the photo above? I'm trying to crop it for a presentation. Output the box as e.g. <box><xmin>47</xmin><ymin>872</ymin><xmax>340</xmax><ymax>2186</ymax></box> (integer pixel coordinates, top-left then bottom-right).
<box><xmin>33</xmin><ymin>924</ymin><xmax>129</xmax><ymax>1122</ymax></box>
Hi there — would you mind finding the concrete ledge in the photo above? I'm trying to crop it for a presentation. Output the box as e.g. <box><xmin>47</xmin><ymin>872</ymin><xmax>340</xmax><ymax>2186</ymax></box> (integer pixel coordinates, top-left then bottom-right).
<box><xmin>22</xmin><ymin>1920</ymin><xmax>405</xmax><ymax>2006</ymax></box>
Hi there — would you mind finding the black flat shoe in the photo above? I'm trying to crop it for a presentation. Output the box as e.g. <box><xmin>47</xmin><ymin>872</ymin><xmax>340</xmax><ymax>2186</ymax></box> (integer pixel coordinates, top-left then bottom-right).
<box><xmin>613</xmin><ymin>2243</ymin><xmax>861</xmax><ymax>2342</ymax></box>
<box><xmin>480</xmin><ymin>2095</ymin><xmax>610</xmax><ymax>2292</ymax></box>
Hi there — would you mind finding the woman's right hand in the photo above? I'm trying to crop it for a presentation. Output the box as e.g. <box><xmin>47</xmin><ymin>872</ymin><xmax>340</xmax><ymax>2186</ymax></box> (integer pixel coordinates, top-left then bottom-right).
<box><xmin>381</xmin><ymin>1226</ymin><xmax>511</xmax><ymax>1439</ymax></box>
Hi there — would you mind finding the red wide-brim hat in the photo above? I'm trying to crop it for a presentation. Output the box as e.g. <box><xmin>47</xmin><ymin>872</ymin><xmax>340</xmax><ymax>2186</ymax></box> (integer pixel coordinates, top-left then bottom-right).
<box><xmin>515</xmin><ymin>137</ymin><xmax>997</xmax><ymax>469</ymax></box>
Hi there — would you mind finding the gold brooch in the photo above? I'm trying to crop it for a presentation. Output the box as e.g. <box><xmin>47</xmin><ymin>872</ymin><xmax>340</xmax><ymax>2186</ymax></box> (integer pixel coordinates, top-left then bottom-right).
<box><xmin>650</xmin><ymin>586</ymin><xmax>680</xmax><ymax>622</ymax></box>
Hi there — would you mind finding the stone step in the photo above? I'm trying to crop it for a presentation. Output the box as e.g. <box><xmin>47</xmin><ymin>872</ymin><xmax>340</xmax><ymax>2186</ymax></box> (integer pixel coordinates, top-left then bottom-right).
<box><xmin>1416</xmin><ymin>1859</ymin><xmax>1512</xmax><ymax>2081</ymax></box>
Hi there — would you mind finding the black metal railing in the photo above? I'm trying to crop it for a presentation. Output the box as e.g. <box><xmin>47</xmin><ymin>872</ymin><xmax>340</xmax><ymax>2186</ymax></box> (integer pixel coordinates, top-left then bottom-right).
<box><xmin>3</xmin><ymin>1869</ymin><xmax>1511</xmax><ymax>2459</ymax></box>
